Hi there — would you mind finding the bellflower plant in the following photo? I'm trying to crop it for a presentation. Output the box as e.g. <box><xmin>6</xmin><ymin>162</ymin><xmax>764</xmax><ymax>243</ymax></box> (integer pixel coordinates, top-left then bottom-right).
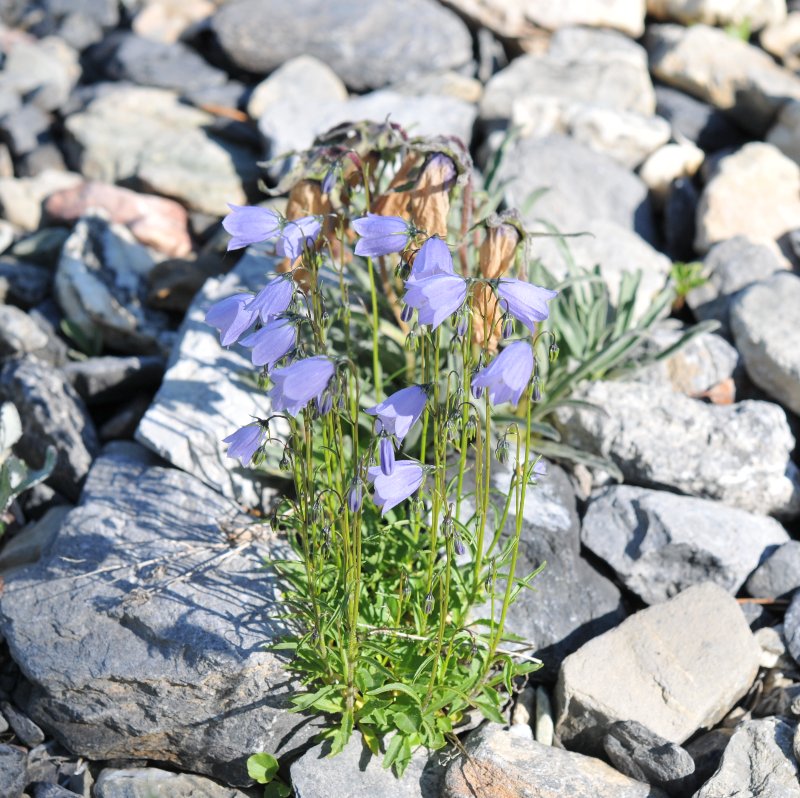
<box><xmin>206</xmin><ymin>123</ymin><xmax>560</xmax><ymax>779</ymax></box>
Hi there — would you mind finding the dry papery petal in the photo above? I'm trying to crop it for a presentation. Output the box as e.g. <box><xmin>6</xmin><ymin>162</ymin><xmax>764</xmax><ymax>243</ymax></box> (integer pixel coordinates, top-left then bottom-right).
<box><xmin>479</xmin><ymin>222</ymin><xmax>520</xmax><ymax>279</ymax></box>
<box><xmin>408</xmin><ymin>153</ymin><xmax>456</xmax><ymax>239</ymax></box>
<box><xmin>471</xmin><ymin>283</ymin><xmax>502</xmax><ymax>353</ymax></box>
<box><xmin>373</xmin><ymin>153</ymin><xmax>420</xmax><ymax>218</ymax></box>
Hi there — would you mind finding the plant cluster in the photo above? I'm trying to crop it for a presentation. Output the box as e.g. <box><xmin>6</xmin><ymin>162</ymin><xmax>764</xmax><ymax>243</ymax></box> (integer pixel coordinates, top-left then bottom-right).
<box><xmin>205</xmin><ymin>123</ymin><xmax>558</xmax><ymax>777</ymax></box>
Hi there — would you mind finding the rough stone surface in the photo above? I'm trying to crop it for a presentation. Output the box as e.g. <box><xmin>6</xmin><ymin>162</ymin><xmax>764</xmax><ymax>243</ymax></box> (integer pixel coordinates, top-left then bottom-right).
<box><xmin>511</xmin><ymin>102</ymin><xmax>670</xmax><ymax>169</ymax></box>
<box><xmin>629</xmin><ymin>323</ymin><xmax>739</xmax><ymax>397</ymax></box>
<box><xmin>555</xmin><ymin>583</ymin><xmax>760</xmax><ymax>754</ymax></box>
<box><xmin>0</xmin><ymin>170</ymin><xmax>83</xmax><ymax>231</ymax></box>
<box><xmin>0</xmin><ymin>103</ymin><xmax>52</xmax><ymax>158</ymax></box>
<box><xmin>557</xmin><ymin>380</ymin><xmax>800</xmax><ymax>517</ymax></box>
<box><xmin>603</xmin><ymin>720</ymin><xmax>695</xmax><ymax>794</ymax></box>
<box><xmin>54</xmin><ymin>214</ymin><xmax>169</xmax><ymax>355</ymax></box>
<box><xmin>443</xmin><ymin>723</ymin><xmax>665</xmax><ymax>798</ymax></box>
<box><xmin>647</xmin><ymin>23</ymin><xmax>800</xmax><ymax>135</ymax></box>
<box><xmin>0</xmin><ymin>305</ymin><xmax>49</xmax><ymax>357</ymax></box>
<box><xmin>500</xmin><ymin>0</ymin><xmax>646</xmax><ymax>36</ymax></box>
<box><xmin>694</xmin><ymin>718</ymin><xmax>800</xmax><ymax>798</ymax></box>
<box><xmin>468</xmin><ymin>462</ymin><xmax>624</xmax><ymax>681</ymax></box>
<box><xmin>647</xmin><ymin>0</ymin><xmax>786</xmax><ymax>29</ymax></box>
<box><xmin>639</xmin><ymin>142</ymin><xmax>704</xmax><ymax>205</ymax></box>
<box><xmin>730</xmin><ymin>272</ymin><xmax>800</xmax><ymax>415</ymax></box>
<box><xmin>0</xmin><ymin>258</ymin><xmax>53</xmax><ymax>308</ymax></box>
<box><xmin>136</xmin><ymin>249</ymin><xmax>286</xmax><ymax>510</ymax></box>
<box><xmin>762</xmin><ymin>12</ymin><xmax>800</xmax><ymax>70</ymax></box>
<box><xmin>291</xmin><ymin>733</ymin><xmax>444</xmax><ymax>798</ymax></box>
<box><xmin>481</xmin><ymin>27</ymin><xmax>656</xmax><ymax>123</ymax></box>
<box><xmin>498</xmin><ymin>135</ymin><xmax>657</xmax><ymax>244</ymax></box>
<box><xmin>0</xmin><ymin>744</ymin><xmax>27</xmax><ymax>798</ymax></box>
<box><xmin>248</xmin><ymin>54</ymin><xmax>348</xmax><ymax>121</ymax></box>
<box><xmin>211</xmin><ymin>0</ymin><xmax>473</xmax><ymax>92</ymax></box>
<box><xmin>687</xmin><ymin>236</ymin><xmax>788</xmax><ymax>337</ymax></box>
<box><xmin>783</xmin><ymin>591</ymin><xmax>800</xmax><ymax>665</ymax></box>
<box><xmin>582</xmin><ymin>485</ymin><xmax>789</xmax><ymax>604</ymax></box>
<box><xmin>2</xmin><ymin>701</ymin><xmax>45</xmax><ymax>746</ymax></box>
<box><xmin>746</xmin><ymin>541</ymin><xmax>800</xmax><ymax>599</ymax></box>
<box><xmin>44</xmin><ymin>182</ymin><xmax>192</xmax><ymax>258</ymax></box>
<box><xmin>694</xmin><ymin>143</ymin><xmax>800</xmax><ymax>253</ymax></box>
<box><xmin>132</xmin><ymin>0</ymin><xmax>216</xmax><ymax>44</ymax></box>
<box><xmin>94</xmin><ymin>767</ymin><xmax>251</xmax><ymax>797</ymax></box>
<box><xmin>0</xmin><ymin>356</ymin><xmax>98</xmax><ymax>501</ymax></box>
<box><xmin>766</xmin><ymin>99</ymin><xmax>800</xmax><ymax>165</ymax></box>
<box><xmin>63</xmin><ymin>356</ymin><xmax>165</xmax><ymax>405</ymax></box>
<box><xmin>64</xmin><ymin>86</ymin><xmax>257</xmax><ymax>215</ymax></box>
<box><xmin>89</xmin><ymin>32</ymin><xmax>229</xmax><ymax>95</ymax></box>
<box><xmin>530</xmin><ymin>219</ymin><xmax>671</xmax><ymax>323</ymax></box>
<box><xmin>0</xmin><ymin>444</ymin><xmax>317</xmax><ymax>786</ymax></box>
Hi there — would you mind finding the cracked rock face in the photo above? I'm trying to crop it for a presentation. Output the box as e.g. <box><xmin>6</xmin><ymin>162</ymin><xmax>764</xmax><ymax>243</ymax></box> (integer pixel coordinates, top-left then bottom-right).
<box><xmin>0</xmin><ymin>444</ymin><xmax>317</xmax><ymax>786</ymax></box>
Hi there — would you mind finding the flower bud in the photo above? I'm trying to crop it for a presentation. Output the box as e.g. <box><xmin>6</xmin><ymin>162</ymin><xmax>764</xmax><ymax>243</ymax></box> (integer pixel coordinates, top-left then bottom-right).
<box><xmin>502</xmin><ymin>315</ymin><xmax>514</xmax><ymax>340</ymax></box>
<box><xmin>549</xmin><ymin>341</ymin><xmax>560</xmax><ymax>363</ymax></box>
<box><xmin>424</xmin><ymin>592</ymin><xmax>434</xmax><ymax>615</ymax></box>
<box><xmin>379</xmin><ymin>436</ymin><xmax>395</xmax><ymax>476</ymax></box>
<box><xmin>401</xmin><ymin>303</ymin><xmax>414</xmax><ymax>323</ymax></box>
<box><xmin>495</xmin><ymin>437</ymin><xmax>510</xmax><ymax>464</ymax></box>
<box><xmin>453</xmin><ymin>532</ymin><xmax>466</xmax><ymax>557</ymax></box>
<box><xmin>347</xmin><ymin>478</ymin><xmax>363</xmax><ymax>513</ymax></box>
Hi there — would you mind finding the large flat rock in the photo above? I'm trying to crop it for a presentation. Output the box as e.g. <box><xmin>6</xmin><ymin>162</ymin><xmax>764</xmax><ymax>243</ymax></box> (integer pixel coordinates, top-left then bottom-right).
<box><xmin>136</xmin><ymin>249</ymin><xmax>287</xmax><ymax>510</ymax></box>
<box><xmin>0</xmin><ymin>444</ymin><xmax>315</xmax><ymax>786</ymax></box>
<box><xmin>557</xmin><ymin>381</ymin><xmax>800</xmax><ymax>518</ymax></box>
<box><xmin>555</xmin><ymin>583</ymin><xmax>760</xmax><ymax>755</ymax></box>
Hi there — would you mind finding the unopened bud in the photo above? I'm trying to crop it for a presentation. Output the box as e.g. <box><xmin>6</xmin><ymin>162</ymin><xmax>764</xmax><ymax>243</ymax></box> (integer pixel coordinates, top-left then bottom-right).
<box><xmin>347</xmin><ymin>478</ymin><xmax>363</xmax><ymax>513</ymax></box>
<box><xmin>502</xmin><ymin>315</ymin><xmax>514</xmax><ymax>340</ymax></box>
<box><xmin>401</xmin><ymin>303</ymin><xmax>414</xmax><ymax>323</ymax></box>
<box><xmin>424</xmin><ymin>593</ymin><xmax>434</xmax><ymax>615</ymax></box>
<box><xmin>549</xmin><ymin>341</ymin><xmax>559</xmax><ymax>363</ymax></box>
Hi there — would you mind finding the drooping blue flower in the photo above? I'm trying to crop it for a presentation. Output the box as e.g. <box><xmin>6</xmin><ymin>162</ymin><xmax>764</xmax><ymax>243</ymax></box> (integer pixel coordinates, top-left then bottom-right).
<box><xmin>239</xmin><ymin>317</ymin><xmax>296</xmax><ymax>371</ymax></box>
<box><xmin>407</xmin><ymin>236</ymin><xmax>454</xmax><ymax>283</ymax></box>
<box><xmin>403</xmin><ymin>273</ymin><xmax>468</xmax><ymax>330</ymax></box>
<box><xmin>496</xmin><ymin>279</ymin><xmax>558</xmax><ymax>334</ymax></box>
<box><xmin>365</xmin><ymin>385</ymin><xmax>427</xmax><ymax>442</ymax></box>
<box><xmin>532</xmin><ymin>459</ymin><xmax>547</xmax><ymax>479</ymax></box>
<box><xmin>277</xmin><ymin>215</ymin><xmax>322</xmax><ymax>261</ymax></box>
<box><xmin>205</xmin><ymin>292</ymin><xmax>258</xmax><ymax>346</ymax></box>
<box><xmin>223</xmin><ymin>422</ymin><xmax>267</xmax><ymax>467</ymax></box>
<box><xmin>368</xmin><ymin>460</ymin><xmax>425</xmax><ymax>515</ymax></box>
<box><xmin>352</xmin><ymin>214</ymin><xmax>412</xmax><ymax>257</ymax></box>
<box><xmin>471</xmin><ymin>340</ymin><xmax>534</xmax><ymax>406</ymax></box>
<box><xmin>268</xmin><ymin>355</ymin><xmax>335</xmax><ymax>417</ymax></box>
<box><xmin>379</xmin><ymin>436</ymin><xmax>395</xmax><ymax>476</ymax></box>
<box><xmin>245</xmin><ymin>275</ymin><xmax>294</xmax><ymax>323</ymax></box>
<box><xmin>223</xmin><ymin>204</ymin><xmax>282</xmax><ymax>251</ymax></box>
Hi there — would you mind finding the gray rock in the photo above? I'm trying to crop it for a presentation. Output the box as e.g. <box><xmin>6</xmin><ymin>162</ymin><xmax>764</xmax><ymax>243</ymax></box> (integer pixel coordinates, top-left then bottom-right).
<box><xmin>629</xmin><ymin>323</ymin><xmax>739</xmax><ymax>397</ymax></box>
<box><xmin>0</xmin><ymin>305</ymin><xmax>49</xmax><ymax>357</ymax></box>
<box><xmin>0</xmin><ymin>356</ymin><xmax>98</xmax><ymax>501</ymax></box>
<box><xmin>582</xmin><ymin>485</ymin><xmax>789</xmax><ymax>604</ymax></box>
<box><xmin>731</xmin><ymin>272</ymin><xmax>800</xmax><ymax>415</ymax></box>
<box><xmin>0</xmin><ymin>505</ymin><xmax>69</xmax><ymax>574</ymax></box>
<box><xmin>0</xmin><ymin>34</ymin><xmax>80</xmax><ymax>112</ymax></box>
<box><xmin>761</xmin><ymin>12</ymin><xmax>800</xmax><ymax>70</ymax></box>
<box><xmin>529</xmin><ymin>219</ymin><xmax>671</xmax><ymax>323</ymax></box>
<box><xmin>291</xmin><ymin>733</ymin><xmax>444</xmax><ymax>798</ymax></box>
<box><xmin>783</xmin><ymin>591</ymin><xmax>800</xmax><ymax>665</ymax></box>
<box><xmin>647</xmin><ymin>23</ymin><xmax>800</xmax><ymax>136</ymax></box>
<box><xmin>1</xmin><ymin>701</ymin><xmax>44</xmax><ymax>746</ymax></box>
<box><xmin>0</xmin><ymin>445</ymin><xmax>318</xmax><ymax>786</ymax></box>
<box><xmin>497</xmin><ymin>135</ymin><xmax>657</xmax><ymax>244</ymax></box>
<box><xmin>0</xmin><ymin>104</ymin><xmax>52</xmax><ymax>158</ymax></box>
<box><xmin>0</xmin><ymin>259</ymin><xmax>52</xmax><ymax>308</ymax></box>
<box><xmin>603</xmin><ymin>720</ymin><xmax>695</xmax><ymax>795</ymax></box>
<box><xmin>647</xmin><ymin>0</ymin><xmax>785</xmax><ymax>29</ymax></box>
<box><xmin>556</xmin><ymin>381</ymin><xmax>800</xmax><ymax>518</ymax></box>
<box><xmin>746</xmin><ymin>541</ymin><xmax>800</xmax><ymax>599</ymax></box>
<box><xmin>443</xmin><ymin>723</ymin><xmax>665</xmax><ymax>798</ymax></box>
<box><xmin>693</xmin><ymin>718</ymin><xmax>800</xmax><ymax>798</ymax></box>
<box><xmin>469</xmin><ymin>462</ymin><xmax>624</xmax><ymax>681</ymax></box>
<box><xmin>654</xmin><ymin>85</ymin><xmax>747</xmax><ymax>153</ymax></box>
<box><xmin>94</xmin><ymin>767</ymin><xmax>251</xmax><ymax>797</ymax></box>
<box><xmin>64</xmin><ymin>86</ymin><xmax>257</xmax><ymax>216</ymax></box>
<box><xmin>683</xmin><ymin>729</ymin><xmax>734</xmax><ymax>794</ymax></box>
<box><xmin>54</xmin><ymin>214</ymin><xmax>170</xmax><ymax>356</ymax></box>
<box><xmin>0</xmin><ymin>744</ymin><xmax>27</xmax><ymax>798</ymax></box>
<box><xmin>63</xmin><ymin>356</ymin><xmax>164</xmax><ymax>405</ymax></box>
<box><xmin>0</xmin><ymin>170</ymin><xmax>84</xmax><ymax>231</ymax></box>
<box><xmin>136</xmin><ymin>250</ymin><xmax>288</xmax><ymax>511</ymax></box>
<box><xmin>89</xmin><ymin>33</ymin><xmax>229</xmax><ymax>95</ymax></box>
<box><xmin>481</xmin><ymin>27</ymin><xmax>656</xmax><ymax>124</ymax></box>
<box><xmin>555</xmin><ymin>583</ymin><xmax>760</xmax><ymax>755</ymax></box>
<box><xmin>212</xmin><ymin>0</ymin><xmax>473</xmax><ymax>92</ymax></box>
<box><xmin>503</xmin><ymin>0</ymin><xmax>646</xmax><ymax>36</ymax></box>
<box><xmin>694</xmin><ymin>143</ymin><xmax>800</xmax><ymax>254</ymax></box>
<box><xmin>33</xmin><ymin>784</ymin><xmax>82</xmax><ymax>798</ymax></box>
<box><xmin>687</xmin><ymin>237</ymin><xmax>787</xmax><ymax>338</ymax></box>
